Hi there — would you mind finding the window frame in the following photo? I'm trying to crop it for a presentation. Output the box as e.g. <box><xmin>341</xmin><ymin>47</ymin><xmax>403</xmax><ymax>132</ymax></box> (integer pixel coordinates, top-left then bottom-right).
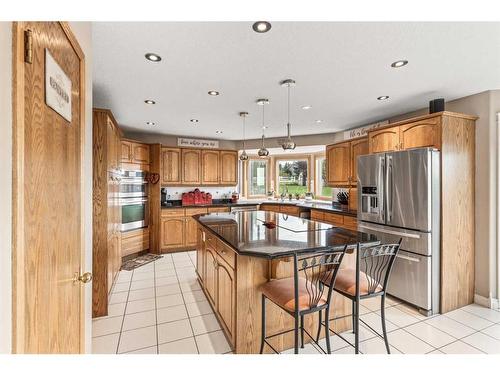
<box><xmin>245</xmin><ymin>157</ymin><xmax>269</xmax><ymax>198</ymax></box>
<box><xmin>314</xmin><ymin>153</ymin><xmax>332</xmax><ymax>201</ymax></box>
<box><xmin>274</xmin><ymin>156</ymin><xmax>311</xmax><ymax>198</ymax></box>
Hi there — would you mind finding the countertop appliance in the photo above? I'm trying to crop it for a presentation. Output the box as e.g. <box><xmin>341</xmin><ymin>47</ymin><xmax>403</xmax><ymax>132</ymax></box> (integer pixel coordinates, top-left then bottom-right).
<box><xmin>119</xmin><ymin>169</ymin><xmax>149</xmax><ymax>232</ymax></box>
<box><xmin>357</xmin><ymin>148</ymin><xmax>440</xmax><ymax>315</ymax></box>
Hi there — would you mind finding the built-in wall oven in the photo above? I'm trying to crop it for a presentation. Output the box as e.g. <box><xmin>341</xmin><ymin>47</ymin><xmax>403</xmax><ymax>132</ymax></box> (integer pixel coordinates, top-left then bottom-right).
<box><xmin>119</xmin><ymin>170</ymin><xmax>149</xmax><ymax>232</ymax></box>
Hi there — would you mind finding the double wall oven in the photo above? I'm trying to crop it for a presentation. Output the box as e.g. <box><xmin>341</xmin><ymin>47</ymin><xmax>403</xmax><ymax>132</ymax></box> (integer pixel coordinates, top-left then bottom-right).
<box><xmin>119</xmin><ymin>170</ymin><xmax>149</xmax><ymax>232</ymax></box>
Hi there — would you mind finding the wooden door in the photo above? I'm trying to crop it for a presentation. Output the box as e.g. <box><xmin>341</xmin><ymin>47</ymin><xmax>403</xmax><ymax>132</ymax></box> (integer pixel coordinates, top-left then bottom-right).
<box><xmin>216</xmin><ymin>256</ymin><xmax>235</xmax><ymax>343</ymax></box>
<box><xmin>196</xmin><ymin>228</ymin><xmax>205</xmax><ymax>281</ymax></box>
<box><xmin>182</xmin><ymin>149</ymin><xmax>201</xmax><ymax>184</ymax></box>
<box><xmin>204</xmin><ymin>245</ymin><xmax>218</xmax><ymax>307</ymax></box>
<box><xmin>161</xmin><ymin>147</ymin><xmax>181</xmax><ymax>185</ymax></box>
<box><xmin>220</xmin><ymin>151</ymin><xmax>238</xmax><ymax>185</ymax></box>
<box><xmin>185</xmin><ymin>217</ymin><xmax>198</xmax><ymax>248</ymax></box>
<box><xmin>326</xmin><ymin>142</ymin><xmax>350</xmax><ymax>185</ymax></box>
<box><xmin>121</xmin><ymin>140</ymin><xmax>132</xmax><ymax>163</ymax></box>
<box><xmin>161</xmin><ymin>217</ymin><xmax>185</xmax><ymax>249</ymax></box>
<box><xmin>12</xmin><ymin>22</ymin><xmax>86</xmax><ymax>353</ymax></box>
<box><xmin>368</xmin><ymin>126</ymin><xmax>400</xmax><ymax>153</ymax></box>
<box><xmin>400</xmin><ymin>117</ymin><xmax>441</xmax><ymax>150</ymax></box>
<box><xmin>201</xmin><ymin>150</ymin><xmax>220</xmax><ymax>184</ymax></box>
<box><xmin>132</xmin><ymin>143</ymin><xmax>150</xmax><ymax>164</ymax></box>
<box><xmin>350</xmin><ymin>137</ymin><xmax>368</xmax><ymax>185</ymax></box>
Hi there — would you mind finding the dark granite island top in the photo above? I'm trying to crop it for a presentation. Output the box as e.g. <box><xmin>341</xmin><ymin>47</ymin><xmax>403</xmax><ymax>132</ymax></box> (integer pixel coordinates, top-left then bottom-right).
<box><xmin>193</xmin><ymin>210</ymin><xmax>379</xmax><ymax>259</ymax></box>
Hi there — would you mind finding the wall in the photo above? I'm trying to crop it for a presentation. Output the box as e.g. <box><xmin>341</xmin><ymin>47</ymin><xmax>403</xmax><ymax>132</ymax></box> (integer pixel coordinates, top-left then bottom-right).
<box><xmin>163</xmin><ymin>186</ymin><xmax>238</xmax><ymax>201</ymax></box>
<box><xmin>69</xmin><ymin>21</ymin><xmax>93</xmax><ymax>354</ymax></box>
<box><xmin>124</xmin><ymin>130</ymin><xmax>239</xmax><ymax>150</ymax></box>
<box><xmin>0</xmin><ymin>22</ymin><xmax>12</xmax><ymax>354</ymax></box>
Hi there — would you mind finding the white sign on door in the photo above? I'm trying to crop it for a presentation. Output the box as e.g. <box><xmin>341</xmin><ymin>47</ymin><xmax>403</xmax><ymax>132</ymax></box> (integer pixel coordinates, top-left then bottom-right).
<box><xmin>45</xmin><ymin>49</ymin><xmax>72</xmax><ymax>122</ymax></box>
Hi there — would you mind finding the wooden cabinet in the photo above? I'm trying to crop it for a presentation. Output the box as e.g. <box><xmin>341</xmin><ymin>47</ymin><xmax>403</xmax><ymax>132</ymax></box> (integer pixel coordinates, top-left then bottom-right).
<box><xmin>121</xmin><ymin>141</ymin><xmax>132</xmax><ymax>163</ymax></box>
<box><xmin>182</xmin><ymin>149</ymin><xmax>201</xmax><ymax>185</ymax></box>
<box><xmin>201</xmin><ymin>150</ymin><xmax>220</xmax><ymax>185</ymax></box>
<box><xmin>161</xmin><ymin>147</ymin><xmax>182</xmax><ymax>185</ymax></box>
<box><xmin>220</xmin><ymin>151</ymin><xmax>238</xmax><ymax>185</ymax></box>
<box><xmin>121</xmin><ymin>140</ymin><xmax>150</xmax><ymax>165</ymax></box>
<box><xmin>350</xmin><ymin>138</ymin><xmax>368</xmax><ymax>184</ymax></box>
<box><xmin>310</xmin><ymin>208</ymin><xmax>358</xmax><ymax>231</ymax></box>
<box><xmin>121</xmin><ymin>228</ymin><xmax>150</xmax><ymax>258</ymax></box>
<box><xmin>326</xmin><ymin>141</ymin><xmax>351</xmax><ymax>185</ymax></box>
<box><xmin>204</xmin><ymin>241</ymin><xmax>218</xmax><ymax>307</ymax></box>
<box><xmin>400</xmin><ymin>117</ymin><xmax>441</xmax><ymax>150</ymax></box>
<box><xmin>196</xmin><ymin>228</ymin><xmax>205</xmax><ymax>281</ymax></box>
<box><xmin>160</xmin><ymin>217</ymin><xmax>185</xmax><ymax>249</ymax></box>
<box><xmin>160</xmin><ymin>207</ymin><xmax>211</xmax><ymax>252</ymax></box>
<box><xmin>185</xmin><ymin>217</ymin><xmax>199</xmax><ymax>247</ymax></box>
<box><xmin>216</xmin><ymin>256</ymin><xmax>235</xmax><ymax>343</ymax></box>
<box><xmin>368</xmin><ymin>127</ymin><xmax>401</xmax><ymax>153</ymax></box>
<box><xmin>259</xmin><ymin>203</ymin><xmax>280</xmax><ymax>212</ymax></box>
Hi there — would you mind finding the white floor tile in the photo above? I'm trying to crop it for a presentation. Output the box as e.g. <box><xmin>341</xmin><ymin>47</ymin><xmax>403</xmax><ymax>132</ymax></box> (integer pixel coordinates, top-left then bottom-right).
<box><xmin>127</xmin><ymin>288</ymin><xmax>155</xmax><ymax>302</ymax></box>
<box><xmin>155</xmin><ymin>263</ymin><xmax>175</xmax><ymax>271</ymax></box>
<box><xmin>383</xmin><ymin>306</ymin><xmax>421</xmax><ymax>328</ymax></box>
<box><xmin>461</xmin><ymin>304</ymin><xmax>500</xmax><ymax>323</ymax></box>
<box><xmin>118</xmin><ymin>326</ymin><xmax>157</xmax><ymax>353</ymax></box>
<box><xmin>425</xmin><ymin>315</ymin><xmax>476</xmax><ymax>339</ymax></box>
<box><xmin>132</xmin><ymin>272</ymin><xmax>155</xmax><ymax>281</ymax></box>
<box><xmin>92</xmin><ymin>333</ymin><xmax>120</xmax><ymax>354</ymax></box>
<box><xmin>122</xmin><ymin>345</ymin><xmax>158</xmax><ymax>354</ymax></box>
<box><xmin>190</xmin><ymin>313</ymin><xmax>222</xmax><ymax>335</ymax></box>
<box><xmin>155</xmin><ymin>269</ymin><xmax>177</xmax><ymax>278</ymax></box>
<box><xmin>157</xmin><ymin>305</ymin><xmax>189</xmax><ymax>324</ymax></box>
<box><xmin>316</xmin><ymin>335</ymin><xmax>352</xmax><ymax>352</ymax></box>
<box><xmin>92</xmin><ymin>316</ymin><xmax>123</xmax><ymax>337</ymax></box>
<box><xmin>358</xmin><ymin>312</ymin><xmax>398</xmax><ymax>335</ymax></box>
<box><xmin>186</xmin><ymin>300</ymin><xmax>214</xmax><ymax>317</ymax></box>
<box><xmin>159</xmin><ymin>337</ymin><xmax>198</xmax><ymax>354</ymax></box>
<box><xmin>358</xmin><ymin>337</ymin><xmax>401</xmax><ymax>354</ymax></box>
<box><xmin>282</xmin><ymin>343</ymin><xmax>320</xmax><ymax>354</ymax></box>
<box><xmin>196</xmin><ymin>331</ymin><xmax>232</xmax><ymax>354</ymax></box>
<box><xmin>109</xmin><ymin>291</ymin><xmax>128</xmax><ymax>305</ymax></box>
<box><xmin>332</xmin><ymin>346</ymin><xmax>356</xmax><ymax>354</ymax></box>
<box><xmin>387</xmin><ymin>329</ymin><xmax>434</xmax><ymax>354</ymax></box>
<box><xmin>106</xmin><ymin>303</ymin><xmax>126</xmax><ymax>318</ymax></box>
<box><xmin>403</xmin><ymin>322</ymin><xmax>456</xmax><ymax>348</ymax></box>
<box><xmin>360</xmin><ymin>297</ymin><xmax>382</xmax><ymax>312</ymax></box>
<box><xmin>156</xmin><ymin>293</ymin><xmax>184</xmax><ymax>309</ymax></box>
<box><xmin>130</xmin><ymin>279</ymin><xmax>155</xmax><ymax>291</ymax></box>
<box><xmin>339</xmin><ymin>325</ymin><xmax>376</xmax><ymax>344</ymax></box>
<box><xmin>444</xmin><ymin>309</ymin><xmax>493</xmax><ymax>330</ymax></box>
<box><xmin>133</xmin><ymin>264</ymin><xmax>155</xmax><ymax>273</ymax></box>
<box><xmin>155</xmin><ymin>276</ymin><xmax>179</xmax><ymax>287</ymax></box>
<box><xmin>481</xmin><ymin>324</ymin><xmax>500</xmax><ymax>340</ymax></box>
<box><xmin>156</xmin><ymin>283</ymin><xmax>182</xmax><ymax>297</ymax></box>
<box><xmin>440</xmin><ymin>340</ymin><xmax>483</xmax><ymax>354</ymax></box>
<box><xmin>122</xmin><ymin>310</ymin><xmax>156</xmax><ymax>332</ymax></box>
<box><xmin>113</xmin><ymin>283</ymin><xmax>130</xmax><ymax>293</ymax></box>
<box><xmin>394</xmin><ymin>303</ymin><xmax>427</xmax><ymax>320</ymax></box>
<box><xmin>125</xmin><ymin>298</ymin><xmax>156</xmax><ymax>314</ymax></box>
<box><xmin>461</xmin><ymin>332</ymin><xmax>500</xmax><ymax>354</ymax></box>
<box><xmin>183</xmin><ymin>290</ymin><xmax>208</xmax><ymax>304</ymax></box>
<box><xmin>180</xmin><ymin>281</ymin><xmax>202</xmax><ymax>293</ymax></box>
<box><xmin>174</xmin><ymin>261</ymin><xmax>194</xmax><ymax>268</ymax></box>
<box><xmin>428</xmin><ymin>349</ymin><xmax>444</xmax><ymax>354</ymax></box>
<box><xmin>157</xmin><ymin>319</ymin><xmax>193</xmax><ymax>344</ymax></box>
<box><xmin>116</xmin><ymin>272</ymin><xmax>132</xmax><ymax>283</ymax></box>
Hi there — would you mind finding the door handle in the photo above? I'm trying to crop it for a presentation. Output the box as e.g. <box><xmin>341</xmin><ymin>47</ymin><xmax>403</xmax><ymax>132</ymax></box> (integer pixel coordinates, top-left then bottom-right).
<box><xmin>396</xmin><ymin>254</ymin><xmax>420</xmax><ymax>263</ymax></box>
<box><xmin>386</xmin><ymin>155</ymin><xmax>393</xmax><ymax>223</ymax></box>
<box><xmin>73</xmin><ymin>272</ymin><xmax>93</xmax><ymax>284</ymax></box>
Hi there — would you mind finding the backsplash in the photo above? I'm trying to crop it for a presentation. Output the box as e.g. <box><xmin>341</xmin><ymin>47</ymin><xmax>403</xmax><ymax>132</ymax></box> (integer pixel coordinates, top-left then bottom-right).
<box><xmin>161</xmin><ymin>186</ymin><xmax>238</xmax><ymax>200</ymax></box>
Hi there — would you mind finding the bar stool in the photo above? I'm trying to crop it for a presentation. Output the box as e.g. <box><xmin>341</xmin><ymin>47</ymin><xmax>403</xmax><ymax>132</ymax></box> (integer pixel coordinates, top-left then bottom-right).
<box><xmin>317</xmin><ymin>240</ymin><xmax>402</xmax><ymax>354</ymax></box>
<box><xmin>259</xmin><ymin>246</ymin><xmax>347</xmax><ymax>354</ymax></box>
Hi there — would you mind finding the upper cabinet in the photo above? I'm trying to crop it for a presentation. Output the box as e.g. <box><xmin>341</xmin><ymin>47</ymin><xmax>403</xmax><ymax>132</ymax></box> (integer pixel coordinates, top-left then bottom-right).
<box><xmin>326</xmin><ymin>138</ymin><xmax>368</xmax><ymax>187</ymax></box>
<box><xmin>350</xmin><ymin>138</ymin><xmax>368</xmax><ymax>185</ymax></box>
<box><xmin>220</xmin><ymin>151</ymin><xmax>238</xmax><ymax>185</ymax></box>
<box><xmin>161</xmin><ymin>147</ymin><xmax>182</xmax><ymax>185</ymax></box>
<box><xmin>368</xmin><ymin>127</ymin><xmax>401</xmax><ymax>154</ymax></box>
<box><xmin>160</xmin><ymin>147</ymin><xmax>238</xmax><ymax>186</ymax></box>
<box><xmin>121</xmin><ymin>140</ymin><xmax>150</xmax><ymax>167</ymax></box>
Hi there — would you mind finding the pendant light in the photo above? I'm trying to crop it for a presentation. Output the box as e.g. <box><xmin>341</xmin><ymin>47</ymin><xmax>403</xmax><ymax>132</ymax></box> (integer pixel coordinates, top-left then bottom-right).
<box><xmin>256</xmin><ymin>98</ymin><xmax>269</xmax><ymax>157</ymax></box>
<box><xmin>239</xmin><ymin>112</ymin><xmax>249</xmax><ymax>161</ymax></box>
<box><xmin>280</xmin><ymin>78</ymin><xmax>296</xmax><ymax>150</ymax></box>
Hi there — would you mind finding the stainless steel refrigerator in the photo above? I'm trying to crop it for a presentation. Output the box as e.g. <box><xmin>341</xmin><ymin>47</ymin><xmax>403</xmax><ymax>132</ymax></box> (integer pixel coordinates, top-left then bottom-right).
<box><xmin>357</xmin><ymin>147</ymin><xmax>440</xmax><ymax>315</ymax></box>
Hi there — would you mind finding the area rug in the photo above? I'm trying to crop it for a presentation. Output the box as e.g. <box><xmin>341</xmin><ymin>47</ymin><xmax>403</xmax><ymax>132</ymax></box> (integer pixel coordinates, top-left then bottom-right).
<box><xmin>121</xmin><ymin>253</ymin><xmax>163</xmax><ymax>271</ymax></box>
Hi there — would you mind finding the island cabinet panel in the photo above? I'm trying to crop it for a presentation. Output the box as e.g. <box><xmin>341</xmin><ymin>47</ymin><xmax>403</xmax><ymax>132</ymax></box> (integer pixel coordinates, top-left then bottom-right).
<box><xmin>160</xmin><ymin>217</ymin><xmax>185</xmax><ymax>249</ymax></box>
<box><xmin>368</xmin><ymin>126</ymin><xmax>401</xmax><ymax>153</ymax></box>
<box><xmin>204</xmin><ymin>241</ymin><xmax>218</xmax><ymax>307</ymax></box>
<box><xmin>182</xmin><ymin>149</ymin><xmax>201</xmax><ymax>184</ymax></box>
<box><xmin>399</xmin><ymin>117</ymin><xmax>441</xmax><ymax>150</ymax></box>
<box><xmin>220</xmin><ymin>150</ymin><xmax>238</xmax><ymax>185</ymax></box>
<box><xmin>161</xmin><ymin>147</ymin><xmax>182</xmax><ymax>185</ymax></box>
<box><xmin>196</xmin><ymin>228</ymin><xmax>205</xmax><ymax>282</ymax></box>
<box><xmin>201</xmin><ymin>150</ymin><xmax>220</xmax><ymax>184</ymax></box>
<box><xmin>216</xmin><ymin>255</ymin><xmax>236</xmax><ymax>345</ymax></box>
<box><xmin>185</xmin><ymin>217</ymin><xmax>199</xmax><ymax>247</ymax></box>
<box><xmin>326</xmin><ymin>141</ymin><xmax>351</xmax><ymax>186</ymax></box>
<box><xmin>350</xmin><ymin>137</ymin><xmax>368</xmax><ymax>185</ymax></box>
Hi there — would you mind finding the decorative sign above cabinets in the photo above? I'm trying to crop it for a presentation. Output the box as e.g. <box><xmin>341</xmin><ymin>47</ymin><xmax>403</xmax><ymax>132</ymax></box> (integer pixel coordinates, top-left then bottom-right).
<box><xmin>343</xmin><ymin>120</ymin><xmax>389</xmax><ymax>140</ymax></box>
<box><xmin>45</xmin><ymin>49</ymin><xmax>72</xmax><ymax>122</ymax></box>
<box><xmin>178</xmin><ymin>138</ymin><xmax>220</xmax><ymax>149</ymax></box>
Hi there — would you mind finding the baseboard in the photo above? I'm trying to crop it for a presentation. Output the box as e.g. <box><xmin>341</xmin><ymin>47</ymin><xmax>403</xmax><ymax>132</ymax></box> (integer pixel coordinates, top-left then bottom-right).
<box><xmin>474</xmin><ymin>293</ymin><xmax>500</xmax><ymax>310</ymax></box>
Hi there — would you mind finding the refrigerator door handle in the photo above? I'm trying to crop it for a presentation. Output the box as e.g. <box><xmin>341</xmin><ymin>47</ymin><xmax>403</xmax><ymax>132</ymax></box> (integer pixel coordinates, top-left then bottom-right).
<box><xmin>386</xmin><ymin>155</ymin><xmax>393</xmax><ymax>223</ymax></box>
<box><xmin>358</xmin><ymin>224</ymin><xmax>422</xmax><ymax>239</ymax></box>
<box><xmin>380</xmin><ymin>155</ymin><xmax>386</xmax><ymax>223</ymax></box>
<box><xmin>396</xmin><ymin>254</ymin><xmax>421</xmax><ymax>263</ymax></box>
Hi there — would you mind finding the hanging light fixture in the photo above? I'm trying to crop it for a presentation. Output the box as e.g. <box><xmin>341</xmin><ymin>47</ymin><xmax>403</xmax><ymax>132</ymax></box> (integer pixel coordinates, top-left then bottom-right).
<box><xmin>239</xmin><ymin>112</ymin><xmax>249</xmax><ymax>161</ymax></box>
<box><xmin>280</xmin><ymin>78</ymin><xmax>296</xmax><ymax>150</ymax></box>
<box><xmin>256</xmin><ymin>98</ymin><xmax>269</xmax><ymax>157</ymax></box>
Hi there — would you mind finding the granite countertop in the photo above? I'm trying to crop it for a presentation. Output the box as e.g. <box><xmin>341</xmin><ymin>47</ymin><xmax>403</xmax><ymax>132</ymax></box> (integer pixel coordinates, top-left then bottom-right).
<box><xmin>193</xmin><ymin>210</ymin><xmax>378</xmax><ymax>259</ymax></box>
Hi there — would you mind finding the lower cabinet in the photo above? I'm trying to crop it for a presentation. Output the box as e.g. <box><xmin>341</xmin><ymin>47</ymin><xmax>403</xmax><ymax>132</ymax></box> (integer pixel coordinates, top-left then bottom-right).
<box><xmin>310</xmin><ymin>209</ymin><xmax>358</xmax><ymax>230</ymax></box>
<box><xmin>204</xmin><ymin>241</ymin><xmax>218</xmax><ymax>307</ymax></box>
<box><xmin>160</xmin><ymin>216</ymin><xmax>185</xmax><ymax>249</ymax></box>
<box><xmin>216</xmin><ymin>255</ymin><xmax>235</xmax><ymax>341</ymax></box>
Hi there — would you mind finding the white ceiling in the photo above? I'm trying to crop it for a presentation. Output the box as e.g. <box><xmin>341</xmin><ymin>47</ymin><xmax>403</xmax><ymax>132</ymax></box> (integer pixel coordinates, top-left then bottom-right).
<box><xmin>92</xmin><ymin>22</ymin><xmax>500</xmax><ymax>141</ymax></box>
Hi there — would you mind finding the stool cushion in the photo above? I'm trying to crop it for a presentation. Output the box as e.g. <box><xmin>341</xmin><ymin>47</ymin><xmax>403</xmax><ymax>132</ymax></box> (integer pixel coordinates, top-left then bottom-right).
<box><xmin>321</xmin><ymin>268</ymin><xmax>382</xmax><ymax>296</ymax></box>
<box><xmin>260</xmin><ymin>277</ymin><xmax>327</xmax><ymax>312</ymax></box>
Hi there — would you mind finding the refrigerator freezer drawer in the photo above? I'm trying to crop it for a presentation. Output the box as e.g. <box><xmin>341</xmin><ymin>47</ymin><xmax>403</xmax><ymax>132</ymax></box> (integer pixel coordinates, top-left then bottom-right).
<box><xmin>387</xmin><ymin>250</ymin><xmax>432</xmax><ymax>312</ymax></box>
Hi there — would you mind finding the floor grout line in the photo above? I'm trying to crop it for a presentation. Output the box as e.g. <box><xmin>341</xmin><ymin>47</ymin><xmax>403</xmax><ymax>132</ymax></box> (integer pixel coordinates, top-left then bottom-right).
<box><xmin>153</xmin><ymin>260</ymin><xmax>160</xmax><ymax>354</ymax></box>
<box><xmin>114</xmin><ymin>270</ymin><xmax>134</xmax><ymax>354</ymax></box>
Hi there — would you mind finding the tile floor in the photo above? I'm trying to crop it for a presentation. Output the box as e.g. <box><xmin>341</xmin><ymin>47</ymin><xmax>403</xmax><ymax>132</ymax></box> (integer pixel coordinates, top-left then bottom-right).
<box><xmin>93</xmin><ymin>251</ymin><xmax>500</xmax><ymax>354</ymax></box>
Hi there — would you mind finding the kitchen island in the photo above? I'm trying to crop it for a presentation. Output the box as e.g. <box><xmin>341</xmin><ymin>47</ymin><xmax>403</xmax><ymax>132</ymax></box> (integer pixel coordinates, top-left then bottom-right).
<box><xmin>194</xmin><ymin>210</ymin><xmax>379</xmax><ymax>354</ymax></box>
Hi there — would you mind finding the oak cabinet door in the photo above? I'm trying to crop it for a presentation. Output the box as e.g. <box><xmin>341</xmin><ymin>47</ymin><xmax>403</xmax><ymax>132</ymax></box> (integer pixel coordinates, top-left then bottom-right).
<box><xmin>350</xmin><ymin>137</ymin><xmax>368</xmax><ymax>185</ymax></box>
<box><xmin>182</xmin><ymin>149</ymin><xmax>201</xmax><ymax>184</ymax></box>
<box><xmin>161</xmin><ymin>217</ymin><xmax>185</xmax><ymax>249</ymax></box>
<box><xmin>368</xmin><ymin>127</ymin><xmax>400</xmax><ymax>153</ymax></box>
<box><xmin>220</xmin><ymin>151</ymin><xmax>238</xmax><ymax>185</ymax></box>
<box><xmin>260</xmin><ymin>204</ymin><xmax>279</xmax><ymax>213</ymax></box>
<box><xmin>196</xmin><ymin>228</ymin><xmax>205</xmax><ymax>281</ymax></box>
<box><xmin>216</xmin><ymin>256</ymin><xmax>235</xmax><ymax>343</ymax></box>
<box><xmin>185</xmin><ymin>217</ymin><xmax>198</xmax><ymax>247</ymax></box>
<box><xmin>161</xmin><ymin>147</ymin><xmax>182</xmax><ymax>184</ymax></box>
<box><xmin>204</xmin><ymin>245</ymin><xmax>218</xmax><ymax>307</ymax></box>
<box><xmin>120</xmin><ymin>140</ymin><xmax>133</xmax><ymax>164</ymax></box>
<box><xmin>201</xmin><ymin>150</ymin><xmax>220</xmax><ymax>185</ymax></box>
<box><xmin>132</xmin><ymin>143</ymin><xmax>150</xmax><ymax>164</ymax></box>
<box><xmin>400</xmin><ymin>117</ymin><xmax>441</xmax><ymax>150</ymax></box>
<box><xmin>326</xmin><ymin>142</ymin><xmax>351</xmax><ymax>186</ymax></box>
<box><xmin>280</xmin><ymin>205</ymin><xmax>300</xmax><ymax>216</ymax></box>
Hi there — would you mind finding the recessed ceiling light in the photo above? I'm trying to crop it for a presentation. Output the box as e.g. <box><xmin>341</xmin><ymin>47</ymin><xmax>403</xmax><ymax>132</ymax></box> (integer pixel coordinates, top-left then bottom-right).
<box><xmin>146</xmin><ymin>121</ymin><xmax>155</xmax><ymax>126</ymax></box>
<box><xmin>302</xmin><ymin>105</ymin><xmax>312</xmax><ymax>110</ymax></box>
<box><xmin>144</xmin><ymin>99</ymin><xmax>156</xmax><ymax>105</ymax></box>
<box><xmin>216</xmin><ymin>130</ymin><xmax>223</xmax><ymax>134</ymax></box>
<box><xmin>377</xmin><ymin>96</ymin><xmax>390</xmax><ymax>101</ymax></box>
<box><xmin>262</xmin><ymin>126</ymin><xmax>269</xmax><ymax>129</ymax></box>
<box><xmin>252</xmin><ymin>21</ymin><xmax>272</xmax><ymax>33</ymax></box>
<box><xmin>391</xmin><ymin>60</ymin><xmax>408</xmax><ymax>68</ymax></box>
<box><xmin>145</xmin><ymin>53</ymin><xmax>161</xmax><ymax>62</ymax></box>
<box><xmin>315</xmin><ymin>120</ymin><xmax>323</xmax><ymax>124</ymax></box>
<box><xmin>208</xmin><ymin>90</ymin><xmax>220</xmax><ymax>96</ymax></box>
<box><xmin>190</xmin><ymin>119</ymin><xmax>199</xmax><ymax>123</ymax></box>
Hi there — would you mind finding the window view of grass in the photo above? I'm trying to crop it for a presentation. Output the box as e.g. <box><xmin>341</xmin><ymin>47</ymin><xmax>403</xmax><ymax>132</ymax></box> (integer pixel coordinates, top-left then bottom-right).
<box><xmin>277</xmin><ymin>160</ymin><xmax>308</xmax><ymax>196</ymax></box>
<box><xmin>317</xmin><ymin>158</ymin><xmax>333</xmax><ymax>199</ymax></box>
